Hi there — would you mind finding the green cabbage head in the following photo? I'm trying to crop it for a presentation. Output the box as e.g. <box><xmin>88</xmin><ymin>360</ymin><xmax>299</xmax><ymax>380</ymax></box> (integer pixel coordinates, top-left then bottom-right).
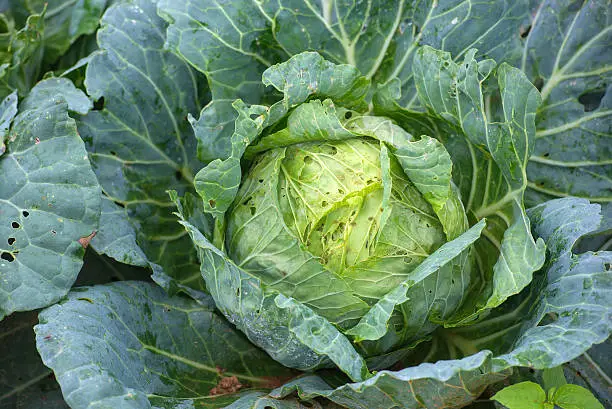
<box><xmin>224</xmin><ymin>102</ymin><xmax>472</xmax><ymax>349</ymax></box>
<box><xmin>186</xmin><ymin>51</ymin><xmax>546</xmax><ymax>381</ymax></box>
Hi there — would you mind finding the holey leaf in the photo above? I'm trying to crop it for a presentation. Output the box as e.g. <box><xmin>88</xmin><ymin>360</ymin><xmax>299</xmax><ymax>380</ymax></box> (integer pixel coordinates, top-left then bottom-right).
<box><xmin>0</xmin><ymin>253</ymin><xmax>149</xmax><ymax>408</ymax></box>
<box><xmin>77</xmin><ymin>0</ymin><xmax>209</xmax><ymax>291</ymax></box>
<box><xmin>522</xmin><ymin>0</ymin><xmax>612</xmax><ymax>205</ymax></box>
<box><xmin>35</xmin><ymin>281</ymin><xmax>296</xmax><ymax>409</ymax></box>
<box><xmin>0</xmin><ymin>77</ymin><xmax>101</xmax><ymax>319</ymax></box>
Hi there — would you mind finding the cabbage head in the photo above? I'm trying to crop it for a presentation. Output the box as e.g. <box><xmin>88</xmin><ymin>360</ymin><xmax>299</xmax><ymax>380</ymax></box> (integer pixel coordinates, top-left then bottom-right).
<box><xmin>183</xmin><ymin>50</ymin><xmax>547</xmax><ymax>381</ymax></box>
<box><xmin>224</xmin><ymin>103</ymin><xmax>473</xmax><ymax>354</ymax></box>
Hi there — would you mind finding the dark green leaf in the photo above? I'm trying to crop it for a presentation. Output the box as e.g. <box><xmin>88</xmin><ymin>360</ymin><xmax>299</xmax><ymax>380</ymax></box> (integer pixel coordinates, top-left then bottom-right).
<box><xmin>158</xmin><ymin>0</ymin><xmax>285</xmax><ymax>162</ymax></box>
<box><xmin>14</xmin><ymin>0</ymin><xmax>108</xmax><ymax>66</ymax></box>
<box><xmin>90</xmin><ymin>196</ymin><xmax>148</xmax><ymax>267</ymax></box>
<box><xmin>522</xmin><ymin>0</ymin><xmax>611</xmax><ymax>205</ymax></box>
<box><xmin>492</xmin><ymin>198</ymin><xmax>611</xmax><ymax>370</ymax></box>
<box><xmin>0</xmin><ymin>78</ymin><xmax>101</xmax><ymax>319</ymax></box>
<box><xmin>35</xmin><ymin>281</ymin><xmax>295</xmax><ymax>409</ymax></box>
<box><xmin>0</xmin><ymin>252</ymin><xmax>149</xmax><ymax>408</ymax></box>
<box><xmin>77</xmin><ymin>0</ymin><xmax>208</xmax><ymax>293</ymax></box>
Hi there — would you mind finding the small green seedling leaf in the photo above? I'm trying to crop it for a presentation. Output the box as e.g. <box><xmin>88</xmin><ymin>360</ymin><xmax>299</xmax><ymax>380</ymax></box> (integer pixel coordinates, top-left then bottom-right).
<box><xmin>491</xmin><ymin>381</ymin><xmax>547</xmax><ymax>409</ymax></box>
<box><xmin>551</xmin><ymin>384</ymin><xmax>604</xmax><ymax>409</ymax></box>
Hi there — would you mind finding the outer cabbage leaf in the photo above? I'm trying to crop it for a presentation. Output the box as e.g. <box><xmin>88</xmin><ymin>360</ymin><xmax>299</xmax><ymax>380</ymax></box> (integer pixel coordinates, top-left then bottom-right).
<box><xmin>376</xmin><ymin>0</ymin><xmax>530</xmax><ymax>107</ymax></box>
<box><xmin>274</xmin><ymin>295</ymin><xmax>370</xmax><ymax>382</ymax></box>
<box><xmin>269</xmin><ymin>351</ymin><xmax>507</xmax><ymax>409</ymax></box>
<box><xmin>493</xmin><ymin>198</ymin><xmax>611</xmax><ymax>370</ymax></box>
<box><xmin>157</xmin><ymin>0</ymin><xmax>285</xmax><ymax>162</ymax></box>
<box><xmin>158</xmin><ymin>0</ymin><xmax>531</xmax><ymax>162</ymax></box>
<box><xmin>375</xmin><ymin>46</ymin><xmax>546</xmax><ymax>325</ymax></box>
<box><xmin>35</xmin><ymin>281</ymin><xmax>296</xmax><ymax>409</ymax></box>
<box><xmin>521</xmin><ymin>0</ymin><xmax>611</xmax><ymax>205</ymax></box>
<box><xmin>0</xmin><ymin>77</ymin><xmax>101</xmax><ymax>319</ymax></box>
<box><xmin>77</xmin><ymin>0</ymin><xmax>209</xmax><ymax>293</ymax></box>
<box><xmin>38</xmin><ymin>76</ymin><xmax>92</xmax><ymax>114</ymax></box>
<box><xmin>225</xmin><ymin>392</ymin><xmax>342</xmax><ymax>409</ymax></box>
